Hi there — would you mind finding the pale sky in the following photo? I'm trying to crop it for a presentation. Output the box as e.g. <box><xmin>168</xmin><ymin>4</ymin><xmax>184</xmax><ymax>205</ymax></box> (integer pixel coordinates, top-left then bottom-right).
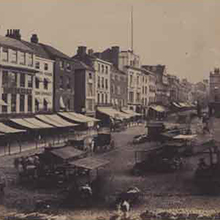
<box><xmin>0</xmin><ymin>0</ymin><xmax>220</xmax><ymax>83</ymax></box>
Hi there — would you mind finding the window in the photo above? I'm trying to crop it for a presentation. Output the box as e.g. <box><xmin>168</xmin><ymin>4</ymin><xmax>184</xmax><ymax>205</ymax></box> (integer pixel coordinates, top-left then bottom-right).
<box><xmin>88</xmin><ymin>72</ymin><xmax>92</xmax><ymax>79</ymax></box>
<box><xmin>97</xmin><ymin>93</ymin><xmax>100</xmax><ymax>103</ymax></box>
<box><xmin>98</xmin><ymin>64</ymin><xmax>100</xmax><ymax>72</ymax></box>
<box><xmin>60</xmin><ymin>60</ymin><xmax>65</xmax><ymax>69</ymax></box>
<box><xmin>20</xmin><ymin>74</ymin><xmax>25</xmax><ymax>88</ymax></box>
<box><xmin>44</xmin><ymin>63</ymin><xmax>48</xmax><ymax>71</ymax></box>
<box><xmin>35</xmin><ymin>62</ymin><xmax>40</xmax><ymax>69</ymax></box>
<box><xmin>130</xmin><ymin>75</ymin><xmax>133</xmax><ymax>86</ymax></box>
<box><xmin>66</xmin><ymin>77</ymin><xmax>71</xmax><ymax>89</ymax></box>
<box><xmin>88</xmin><ymin>84</ymin><xmax>93</xmax><ymax>96</ymax></box>
<box><xmin>35</xmin><ymin>99</ymin><xmax>39</xmax><ymax>112</ymax></box>
<box><xmin>35</xmin><ymin>77</ymin><xmax>40</xmax><ymax>89</ymax></box>
<box><xmin>43</xmin><ymin>99</ymin><xmax>48</xmax><ymax>111</ymax></box>
<box><xmin>43</xmin><ymin>79</ymin><xmax>48</xmax><ymax>90</ymax></box>
<box><xmin>117</xmin><ymin>86</ymin><xmax>120</xmax><ymax>95</ymax></box>
<box><xmin>137</xmin><ymin>92</ymin><xmax>141</xmax><ymax>102</ymax></box>
<box><xmin>2</xmin><ymin>48</ymin><xmax>9</xmax><ymax>62</ymax></box>
<box><xmin>98</xmin><ymin>76</ymin><xmax>100</xmax><ymax>88</ymax></box>
<box><xmin>87</xmin><ymin>99</ymin><xmax>93</xmax><ymax>111</ymax></box>
<box><xmin>27</xmin><ymin>53</ymin><xmax>33</xmax><ymax>67</ymax></box>
<box><xmin>101</xmin><ymin>77</ymin><xmax>104</xmax><ymax>89</ymax></box>
<box><xmin>129</xmin><ymin>92</ymin><xmax>134</xmax><ymax>103</ymax></box>
<box><xmin>66</xmin><ymin>99</ymin><xmax>70</xmax><ymax>110</ymax></box>
<box><xmin>2</xmin><ymin>94</ymin><xmax>7</xmax><ymax>113</ymax></box>
<box><xmin>28</xmin><ymin>95</ymin><xmax>32</xmax><ymax>112</ymax></box>
<box><xmin>11</xmin><ymin>49</ymin><xmax>17</xmax><ymax>63</ymax></box>
<box><xmin>11</xmin><ymin>94</ymin><xmax>16</xmax><ymax>113</ymax></box>
<box><xmin>60</xmin><ymin>76</ymin><xmax>64</xmax><ymax>89</ymax></box>
<box><xmin>66</xmin><ymin>62</ymin><xmax>71</xmax><ymax>71</ymax></box>
<box><xmin>2</xmin><ymin>71</ymin><xmax>8</xmax><ymax>87</ymax></box>
<box><xmin>137</xmin><ymin>76</ymin><xmax>139</xmax><ymax>85</ymax></box>
<box><xmin>20</xmin><ymin>94</ymin><xmax>25</xmax><ymax>112</ymax></box>
<box><xmin>102</xmin><ymin>65</ymin><xmax>104</xmax><ymax>73</ymax></box>
<box><xmin>27</xmin><ymin>75</ymin><xmax>33</xmax><ymax>88</ymax></box>
<box><xmin>105</xmin><ymin>66</ymin><xmax>108</xmax><ymax>74</ymax></box>
<box><xmin>105</xmin><ymin>94</ymin><xmax>108</xmax><ymax>103</ymax></box>
<box><xmin>102</xmin><ymin>93</ymin><xmax>104</xmax><ymax>103</ymax></box>
<box><xmin>8</xmin><ymin>72</ymin><xmax>17</xmax><ymax>87</ymax></box>
<box><xmin>105</xmin><ymin>79</ymin><xmax>108</xmax><ymax>89</ymax></box>
<box><xmin>20</xmin><ymin>52</ymin><xmax>25</xmax><ymax>65</ymax></box>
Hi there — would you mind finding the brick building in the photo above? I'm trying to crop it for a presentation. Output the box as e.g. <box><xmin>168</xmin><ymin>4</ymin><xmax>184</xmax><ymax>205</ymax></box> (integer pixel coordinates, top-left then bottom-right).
<box><xmin>72</xmin><ymin>59</ymin><xmax>96</xmax><ymax>116</ymax></box>
<box><xmin>41</xmin><ymin>43</ymin><xmax>75</xmax><ymax>112</ymax></box>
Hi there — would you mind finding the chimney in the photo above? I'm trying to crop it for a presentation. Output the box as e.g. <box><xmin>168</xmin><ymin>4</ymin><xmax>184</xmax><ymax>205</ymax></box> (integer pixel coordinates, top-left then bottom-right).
<box><xmin>88</xmin><ymin>49</ymin><xmax>94</xmax><ymax>55</ymax></box>
<box><xmin>6</xmin><ymin>29</ymin><xmax>21</xmax><ymax>40</ymax></box>
<box><xmin>111</xmin><ymin>46</ymin><xmax>120</xmax><ymax>67</ymax></box>
<box><xmin>77</xmin><ymin>46</ymin><xmax>87</xmax><ymax>57</ymax></box>
<box><xmin>31</xmin><ymin>34</ymin><xmax>39</xmax><ymax>44</ymax></box>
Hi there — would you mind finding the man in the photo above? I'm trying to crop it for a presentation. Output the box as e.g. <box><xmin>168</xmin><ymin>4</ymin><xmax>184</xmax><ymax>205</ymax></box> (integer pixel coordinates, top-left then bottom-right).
<box><xmin>120</xmin><ymin>200</ymin><xmax>130</xmax><ymax>219</ymax></box>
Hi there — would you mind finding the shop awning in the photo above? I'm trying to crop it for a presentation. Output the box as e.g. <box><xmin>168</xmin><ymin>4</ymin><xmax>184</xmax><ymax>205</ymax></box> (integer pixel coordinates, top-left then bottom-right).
<box><xmin>35</xmin><ymin>97</ymin><xmax>43</xmax><ymax>104</ymax></box>
<box><xmin>36</xmin><ymin>114</ymin><xmax>77</xmax><ymax>128</ymax></box>
<box><xmin>70</xmin><ymin>157</ymin><xmax>109</xmax><ymax>170</ymax></box>
<box><xmin>10</xmin><ymin>118</ymin><xmax>41</xmax><ymax>129</ymax></box>
<box><xmin>60</xmin><ymin>96</ymin><xmax>65</xmax><ymax>109</ymax></box>
<box><xmin>0</xmin><ymin>122</ymin><xmax>25</xmax><ymax>133</ymax></box>
<box><xmin>149</xmin><ymin>105</ymin><xmax>166</xmax><ymax>112</ymax></box>
<box><xmin>44</xmin><ymin>97</ymin><xmax>52</xmax><ymax>104</ymax></box>
<box><xmin>36</xmin><ymin>76</ymin><xmax>43</xmax><ymax>82</ymax></box>
<box><xmin>58</xmin><ymin>112</ymin><xmax>99</xmax><ymax>123</ymax></box>
<box><xmin>172</xmin><ymin>102</ymin><xmax>181</xmax><ymax>108</ymax></box>
<box><xmin>24</xmin><ymin>118</ymin><xmax>54</xmax><ymax>129</ymax></box>
<box><xmin>122</xmin><ymin>109</ymin><xmax>141</xmax><ymax>117</ymax></box>
<box><xmin>49</xmin><ymin>146</ymin><xmax>84</xmax><ymax>160</ymax></box>
<box><xmin>97</xmin><ymin>107</ymin><xmax>130</xmax><ymax>119</ymax></box>
<box><xmin>45</xmin><ymin>77</ymin><xmax>52</xmax><ymax>83</ymax></box>
<box><xmin>173</xmin><ymin>134</ymin><xmax>197</xmax><ymax>140</ymax></box>
<box><xmin>0</xmin><ymin>99</ymin><xmax>7</xmax><ymax>106</ymax></box>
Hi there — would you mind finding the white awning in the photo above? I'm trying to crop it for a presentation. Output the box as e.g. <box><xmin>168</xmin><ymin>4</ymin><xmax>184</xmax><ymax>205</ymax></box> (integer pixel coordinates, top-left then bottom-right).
<box><xmin>60</xmin><ymin>96</ymin><xmax>65</xmax><ymax>109</ymax></box>
<box><xmin>150</xmin><ymin>105</ymin><xmax>166</xmax><ymax>112</ymax></box>
<box><xmin>122</xmin><ymin>109</ymin><xmax>141</xmax><ymax>116</ymax></box>
<box><xmin>36</xmin><ymin>114</ymin><xmax>78</xmax><ymax>128</ymax></box>
<box><xmin>0</xmin><ymin>122</ymin><xmax>25</xmax><ymax>133</ymax></box>
<box><xmin>97</xmin><ymin>107</ymin><xmax>130</xmax><ymax>119</ymax></box>
<box><xmin>45</xmin><ymin>77</ymin><xmax>52</xmax><ymax>83</ymax></box>
<box><xmin>172</xmin><ymin>102</ymin><xmax>181</xmax><ymax>108</ymax></box>
<box><xmin>35</xmin><ymin>97</ymin><xmax>43</xmax><ymax>104</ymax></box>
<box><xmin>24</xmin><ymin>118</ymin><xmax>53</xmax><ymax>129</ymax></box>
<box><xmin>11</xmin><ymin>118</ymin><xmax>40</xmax><ymax>129</ymax></box>
<box><xmin>44</xmin><ymin>97</ymin><xmax>52</xmax><ymax>104</ymax></box>
<box><xmin>0</xmin><ymin>99</ymin><xmax>7</xmax><ymax>106</ymax></box>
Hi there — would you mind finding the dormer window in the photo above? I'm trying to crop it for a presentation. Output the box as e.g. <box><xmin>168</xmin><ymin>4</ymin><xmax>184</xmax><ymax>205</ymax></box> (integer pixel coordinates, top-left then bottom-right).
<box><xmin>66</xmin><ymin>62</ymin><xmax>71</xmax><ymax>71</ymax></box>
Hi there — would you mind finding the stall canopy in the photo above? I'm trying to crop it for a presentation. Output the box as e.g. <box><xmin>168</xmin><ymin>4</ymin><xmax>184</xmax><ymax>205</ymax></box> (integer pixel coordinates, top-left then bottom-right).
<box><xmin>149</xmin><ymin>105</ymin><xmax>166</xmax><ymax>112</ymax></box>
<box><xmin>36</xmin><ymin>114</ymin><xmax>78</xmax><ymax>128</ymax></box>
<box><xmin>0</xmin><ymin>122</ymin><xmax>25</xmax><ymax>133</ymax></box>
<box><xmin>0</xmin><ymin>99</ymin><xmax>7</xmax><ymax>106</ymax></box>
<box><xmin>58</xmin><ymin>112</ymin><xmax>99</xmax><ymax>123</ymax></box>
<box><xmin>121</xmin><ymin>109</ymin><xmax>141</xmax><ymax>117</ymax></box>
<box><xmin>48</xmin><ymin>146</ymin><xmax>85</xmax><ymax>160</ymax></box>
<box><xmin>10</xmin><ymin>118</ymin><xmax>41</xmax><ymax>129</ymax></box>
<box><xmin>97</xmin><ymin>107</ymin><xmax>131</xmax><ymax>119</ymax></box>
<box><xmin>23</xmin><ymin>118</ymin><xmax>54</xmax><ymax>129</ymax></box>
<box><xmin>70</xmin><ymin>157</ymin><xmax>109</xmax><ymax>170</ymax></box>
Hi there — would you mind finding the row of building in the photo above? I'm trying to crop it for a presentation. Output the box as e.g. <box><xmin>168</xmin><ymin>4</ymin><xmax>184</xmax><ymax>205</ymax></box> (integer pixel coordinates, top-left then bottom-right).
<box><xmin>0</xmin><ymin>29</ymin><xmax>200</xmax><ymax>120</ymax></box>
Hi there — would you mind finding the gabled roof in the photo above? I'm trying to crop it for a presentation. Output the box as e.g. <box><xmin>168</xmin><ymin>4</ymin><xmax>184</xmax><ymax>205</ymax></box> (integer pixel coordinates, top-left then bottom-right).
<box><xmin>21</xmin><ymin>40</ymin><xmax>51</xmax><ymax>59</ymax></box>
<box><xmin>40</xmin><ymin>43</ymin><xmax>71</xmax><ymax>60</ymax></box>
<box><xmin>0</xmin><ymin>35</ymin><xmax>33</xmax><ymax>53</ymax></box>
<box><xmin>72</xmin><ymin>59</ymin><xmax>94</xmax><ymax>71</ymax></box>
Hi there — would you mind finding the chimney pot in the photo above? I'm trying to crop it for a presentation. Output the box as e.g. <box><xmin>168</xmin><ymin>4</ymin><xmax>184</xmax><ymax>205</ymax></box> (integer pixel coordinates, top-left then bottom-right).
<box><xmin>31</xmin><ymin>34</ymin><xmax>39</xmax><ymax>44</ymax></box>
<box><xmin>77</xmin><ymin>46</ymin><xmax>87</xmax><ymax>57</ymax></box>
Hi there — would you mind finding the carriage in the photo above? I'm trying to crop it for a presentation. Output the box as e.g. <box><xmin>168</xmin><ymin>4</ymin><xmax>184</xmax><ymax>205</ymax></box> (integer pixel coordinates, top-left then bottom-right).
<box><xmin>133</xmin><ymin>143</ymin><xmax>184</xmax><ymax>175</ymax></box>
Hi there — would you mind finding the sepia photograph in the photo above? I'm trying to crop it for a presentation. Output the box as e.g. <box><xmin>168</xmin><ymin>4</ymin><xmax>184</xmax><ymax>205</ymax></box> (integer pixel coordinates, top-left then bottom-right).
<box><xmin>0</xmin><ymin>0</ymin><xmax>219</xmax><ymax>219</ymax></box>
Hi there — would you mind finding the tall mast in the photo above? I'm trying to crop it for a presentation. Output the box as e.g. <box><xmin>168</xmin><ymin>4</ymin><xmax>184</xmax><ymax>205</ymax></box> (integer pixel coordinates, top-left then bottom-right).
<box><xmin>131</xmin><ymin>6</ymin><xmax>134</xmax><ymax>52</ymax></box>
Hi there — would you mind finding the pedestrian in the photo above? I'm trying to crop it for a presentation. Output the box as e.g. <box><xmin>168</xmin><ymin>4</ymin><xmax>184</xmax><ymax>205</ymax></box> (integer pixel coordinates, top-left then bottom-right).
<box><xmin>120</xmin><ymin>200</ymin><xmax>130</xmax><ymax>219</ymax></box>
